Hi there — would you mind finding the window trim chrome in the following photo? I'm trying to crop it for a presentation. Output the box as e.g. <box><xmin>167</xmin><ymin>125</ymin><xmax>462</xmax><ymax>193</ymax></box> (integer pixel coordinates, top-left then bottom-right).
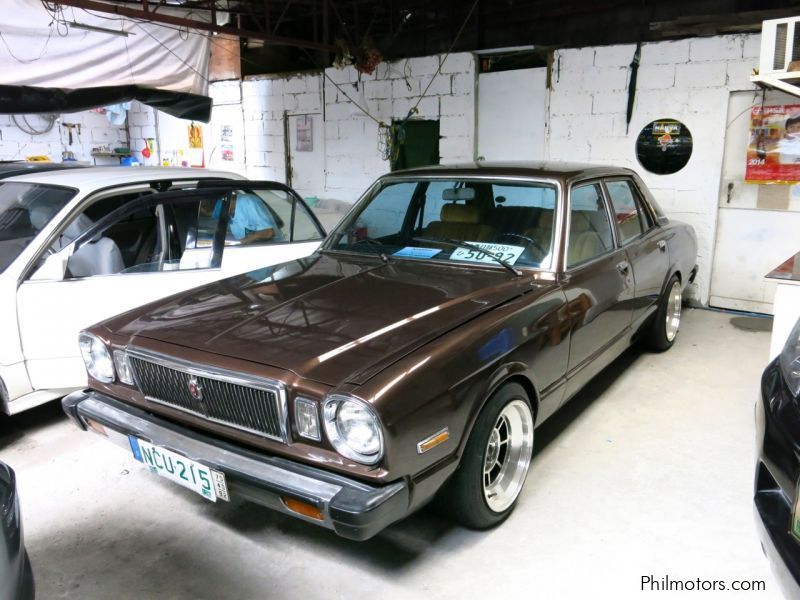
<box><xmin>125</xmin><ymin>346</ymin><xmax>289</xmax><ymax>443</ymax></box>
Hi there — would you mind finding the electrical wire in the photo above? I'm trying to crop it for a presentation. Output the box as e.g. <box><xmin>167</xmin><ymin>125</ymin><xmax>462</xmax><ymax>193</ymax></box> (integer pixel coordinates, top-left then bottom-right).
<box><xmin>11</xmin><ymin>114</ymin><xmax>57</xmax><ymax>135</ymax></box>
<box><xmin>0</xmin><ymin>24</ymin><xmax>55</xmax><ymax>64</ymax></box>
<box><xmin>409</xmin><ymin>0</ymin><xmax>479</xmax><ymax>116</ymax></box>
<box><xmin>135</xmin><ymin>22</ymin><xmax>210</xmax><ymax>84</ymax></box>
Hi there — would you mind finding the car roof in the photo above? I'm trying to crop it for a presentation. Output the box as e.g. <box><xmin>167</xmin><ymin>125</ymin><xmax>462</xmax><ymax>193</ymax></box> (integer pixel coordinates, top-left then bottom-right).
<box><xmin>387</xmin><ymin>161</ymin><xmax>636</xmax><ymax>182</ymax></box>
<box><xmin>1</xmin><ymin>166</ymin><xmax>242</xmax><ymax>191</ymax></box>
<box><xmin>0</xmin><ymin>161</ymin><xmax>87</xmax><ymax>178</ymax></box>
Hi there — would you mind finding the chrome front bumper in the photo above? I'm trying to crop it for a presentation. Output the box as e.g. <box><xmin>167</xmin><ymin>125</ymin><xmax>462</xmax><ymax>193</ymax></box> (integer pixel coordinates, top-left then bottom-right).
<box><xmin>62</xmin><ymin>390</ymin><xmax>409</xmax><ymax>541</ymax></box>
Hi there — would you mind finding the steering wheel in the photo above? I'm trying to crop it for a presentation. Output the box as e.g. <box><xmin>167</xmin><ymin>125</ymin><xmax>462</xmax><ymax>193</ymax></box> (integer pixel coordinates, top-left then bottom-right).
<box><xmin>494</xmin><ymin>232</ymin><xmax>546</xmax><ymax>256</ymax></box>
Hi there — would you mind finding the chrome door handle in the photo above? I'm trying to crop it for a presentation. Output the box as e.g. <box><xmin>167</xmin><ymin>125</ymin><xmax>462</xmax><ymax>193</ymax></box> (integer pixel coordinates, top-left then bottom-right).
<box><xmin>657</xmin><ymin>240</ymin><xmax>667</xmax><ymax>252</ymax></box>
<box><xmin>616</xmin><ymin>261</ymin><xmax>630</xmax><ymax>275</ymax></box>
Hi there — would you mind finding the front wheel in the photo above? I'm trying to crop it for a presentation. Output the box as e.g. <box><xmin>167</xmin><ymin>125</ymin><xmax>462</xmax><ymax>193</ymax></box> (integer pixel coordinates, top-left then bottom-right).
<box><xmin>646</xmin><ymin>275</ymin><xmax>682</xmax><ymax>351</ymax></box>
<box><xmin>442</xmin><ymin>383</ymin><xmax>534</xmax><ymax>529</ymax></box>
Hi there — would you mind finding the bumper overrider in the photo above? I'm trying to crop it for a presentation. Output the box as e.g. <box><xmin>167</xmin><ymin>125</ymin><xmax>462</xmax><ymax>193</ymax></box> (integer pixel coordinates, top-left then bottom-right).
<box><xmin>62</xmin><ymin>389</ymin><xmax>409</xmax><ymax>541</ymax></box>
<box><xmin>754</xmin><ymin>358</ymin><xmax>800</xmax><ymax>599</ymax></box>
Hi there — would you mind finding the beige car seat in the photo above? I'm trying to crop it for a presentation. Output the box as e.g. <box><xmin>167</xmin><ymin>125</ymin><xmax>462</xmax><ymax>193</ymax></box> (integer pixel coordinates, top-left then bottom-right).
<box><xmin>424</xmin><ymin>203</ymin><xmax>495</xmax><ymax>242</ymax></box>
<box><xmin>567</xmin><ymin>211</ymin><xmax>606</xmax><ymax>266</ymax></box>
<box><xmin>524</xmin><ymin>210</ymin><xmax>555</xmax><ymax>252</ymax></box>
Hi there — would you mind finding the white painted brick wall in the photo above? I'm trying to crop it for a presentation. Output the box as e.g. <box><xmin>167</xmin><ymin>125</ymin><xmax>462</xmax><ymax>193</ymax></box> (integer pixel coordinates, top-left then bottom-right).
<box><xmin>0</xmin><ymin>109</ymin><xmax>129</xmax><ymax>163</ymax></box>
<box><xmin>636</xmin><ymin>64</ymin><xmax>676</xmax><ymax>90</ymax></box>
<box><xmin>689</xmin><ymin>36</ymin><xmax>743</xmax><ymax>62</ymax></box>
<box><xmin>549</xmin><ymin>33</ymin><xmax>761</xmax><ymax>304</ymax></box>
<box><xmin>594</xmin><ymin>44</ymin><xmax>636</xmax><ymax>67</ymax></box>
<box><xmin>640</xmin><ymin>39</ymin><xmax>691</xmax><ymax>65</ymax></box>
<box><xmin>675</xmin><ymin>62</ymin><xmax>728</xmax><ymax>88</ymax></box>
<box><xmin>550</xmin><ymin>92</ymin><xmax>592</xmax><ymax>116</ymax></box>
<box><xmin>320</xmin><ymin>52</ymin><xmax>476</xmax><ymax>200</ymax></box>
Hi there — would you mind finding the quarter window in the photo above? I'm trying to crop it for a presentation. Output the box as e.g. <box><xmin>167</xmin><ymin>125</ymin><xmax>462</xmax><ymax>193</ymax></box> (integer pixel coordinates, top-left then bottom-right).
<box><xmin>567</xmin><ymin>184</ymin><xmax>614</xmax><ymax>268</ymax></box>
<box><xmin>605</xmin><ymin>180</ymin><xmax>648</xmax><ymax>244</ymax></box>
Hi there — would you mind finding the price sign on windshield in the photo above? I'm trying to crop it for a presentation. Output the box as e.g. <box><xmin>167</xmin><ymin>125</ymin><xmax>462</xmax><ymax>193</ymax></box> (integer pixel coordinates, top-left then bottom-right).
<box><xmin>449</xmin><ymin>242</ymin><xmax>525</xmax><ymax>265</ymax></box>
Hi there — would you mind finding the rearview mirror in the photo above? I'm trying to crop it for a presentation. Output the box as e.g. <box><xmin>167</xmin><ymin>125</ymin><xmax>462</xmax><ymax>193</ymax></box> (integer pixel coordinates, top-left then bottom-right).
<box><xmin>442</xmin><ymin>188</ymin><xmax>475</xmax><ymax>201</ymax></box>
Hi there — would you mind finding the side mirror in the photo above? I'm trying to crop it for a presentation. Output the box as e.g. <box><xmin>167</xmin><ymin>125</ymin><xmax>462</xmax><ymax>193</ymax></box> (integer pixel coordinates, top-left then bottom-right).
<box><xmin>30</xmin><ymin>249</ymin><xmax>70</xmax><ymax>281</ymax></box>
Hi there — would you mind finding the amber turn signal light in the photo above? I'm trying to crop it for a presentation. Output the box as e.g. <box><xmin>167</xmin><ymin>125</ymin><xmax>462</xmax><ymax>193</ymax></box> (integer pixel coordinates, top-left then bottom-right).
<box><xmin>417</xmin><ymin>427</ymin><xmax>450</xmax><ymax>454</ymax></box>
<box><xmin>282</xmin><ymin>497</ymin><xmax>324</xmax><ymax>521</ymax></box>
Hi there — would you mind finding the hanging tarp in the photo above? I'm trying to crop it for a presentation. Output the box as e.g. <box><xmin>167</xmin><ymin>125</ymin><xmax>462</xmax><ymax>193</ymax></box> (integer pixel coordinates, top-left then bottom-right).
<box><xmin>0</xmin><ymin>0</ymin><xmax>211</xmax><ymax>117</ymax></box>
<box><xmin>0</xmin><ymin>84</ymin><xmax>211</xmax><ymax>121</ymax></box>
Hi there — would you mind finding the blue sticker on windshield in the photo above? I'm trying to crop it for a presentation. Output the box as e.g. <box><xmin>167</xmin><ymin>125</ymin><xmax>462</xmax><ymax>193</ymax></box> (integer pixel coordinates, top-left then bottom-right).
<box><xmin>393</xmin><ymin>247</ymin><xmax>442</xmax><ymax>259</ymax></box>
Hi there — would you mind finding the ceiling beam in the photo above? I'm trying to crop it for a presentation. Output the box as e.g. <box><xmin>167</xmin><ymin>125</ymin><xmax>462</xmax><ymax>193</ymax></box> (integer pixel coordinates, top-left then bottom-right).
<box><xmin>54</xmin><ymin>0</ymin><xmax>337</xmax><ymax>51</ymax></box>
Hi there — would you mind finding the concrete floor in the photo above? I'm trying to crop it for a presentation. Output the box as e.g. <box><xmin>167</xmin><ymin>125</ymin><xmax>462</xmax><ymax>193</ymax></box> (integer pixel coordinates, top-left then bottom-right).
<box><xmin>0</xmin><ymin>309</ymin><xmax>782</xmax><ymax>599</ymax></box>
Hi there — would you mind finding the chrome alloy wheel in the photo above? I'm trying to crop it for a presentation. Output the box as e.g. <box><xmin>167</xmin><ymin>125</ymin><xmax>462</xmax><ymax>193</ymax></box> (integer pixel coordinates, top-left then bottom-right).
<box><xmin>665</xmin><ymin>281</ymin><xmax>682</xmax><ymax>342</ymax></box>
<box><xmin>482</xmin><ymin>399</ymin><xmax>534</xmax><ymax>513</ymax></box>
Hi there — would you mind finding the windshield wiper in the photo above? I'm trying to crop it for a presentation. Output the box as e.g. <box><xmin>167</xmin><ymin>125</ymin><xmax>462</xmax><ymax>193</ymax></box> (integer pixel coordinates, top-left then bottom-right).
<box><xmin>412</xmin><ymin>237</ymin><xmax>522</xmax><ymax>277</ymax></box>
<box><xmin>350</xmin><ymin>235</ymin><xmax>390</xmax><ymax>263</ymax></box>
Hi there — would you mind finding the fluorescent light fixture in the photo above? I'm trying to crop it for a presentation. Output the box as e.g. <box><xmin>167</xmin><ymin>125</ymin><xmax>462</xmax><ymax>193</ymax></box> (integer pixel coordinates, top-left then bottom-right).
<box><xmin>68</xmin><ymin>21</ymin><xmax>131</xmax><ymax>37</ymax></box>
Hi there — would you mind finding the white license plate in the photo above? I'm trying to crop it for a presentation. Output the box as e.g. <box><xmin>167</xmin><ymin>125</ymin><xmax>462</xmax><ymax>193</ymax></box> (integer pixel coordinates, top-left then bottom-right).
<box><xmin>129</xmin><ymin>436</ymin><xmax>229</xmax><ymax>502</ymax></box>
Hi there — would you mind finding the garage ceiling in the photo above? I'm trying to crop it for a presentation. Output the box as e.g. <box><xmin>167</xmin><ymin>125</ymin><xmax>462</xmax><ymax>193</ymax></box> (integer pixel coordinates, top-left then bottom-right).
<box><xmin>54</xmin><ymin>0</ymin><xmax>800</xmax><ymax>74</ymax></box>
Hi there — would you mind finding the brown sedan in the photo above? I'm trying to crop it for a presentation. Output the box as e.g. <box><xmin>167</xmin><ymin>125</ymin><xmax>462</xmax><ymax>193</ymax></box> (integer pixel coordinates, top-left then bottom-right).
<box><xmin>63</xmin><ymin>162</ymin><xmax>697</xmax><ymax>540</ymax></box>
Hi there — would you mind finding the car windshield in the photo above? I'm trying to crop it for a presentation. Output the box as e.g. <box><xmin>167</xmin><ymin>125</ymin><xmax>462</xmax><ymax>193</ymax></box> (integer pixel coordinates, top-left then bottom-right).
<box><xmin>0</xmin><ymin>182</ymin><xmax>77</xmax><ymax>274</ymax></box>
<box><xmin>325</xmin><ymin>178</ymin><xmax>558</xmax><ymax>269</ymax></box>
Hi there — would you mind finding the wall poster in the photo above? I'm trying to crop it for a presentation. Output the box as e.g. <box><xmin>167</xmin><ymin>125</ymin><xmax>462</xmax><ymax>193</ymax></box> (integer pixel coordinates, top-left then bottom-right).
<box><xmin>220</xmin><ymin>124</ymin><xmax>234</xmax><ymax>161</ymax></box>
<box><xmin>187</xmin><ymin>122</ymin><xmax>204</xmax><ymax>167</ymax></box>
<box><xmin>746</xmin><ymin>104</ymin><xmax>800</xmax><ymax>183</ymax></box>
<box><xmin>296</xmin><ymin>115</ymin><xmax>313</xmax><ymax>152</ymax></box>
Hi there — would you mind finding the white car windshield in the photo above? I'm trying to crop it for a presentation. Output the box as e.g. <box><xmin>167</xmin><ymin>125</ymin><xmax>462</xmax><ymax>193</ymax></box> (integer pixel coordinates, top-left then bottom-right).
<box><xmin>0</xmin><ymin>182</ymin><xmax>77</xmax><ymax>274</ymax></box>
<box><xmin>326</xmin><ymin>178</ymin><xmax>558</xmax><ymax>269</ymax></box>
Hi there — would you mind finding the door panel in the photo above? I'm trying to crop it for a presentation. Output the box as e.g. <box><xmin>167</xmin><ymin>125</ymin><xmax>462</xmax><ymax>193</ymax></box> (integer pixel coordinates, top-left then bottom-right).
<box><xmin>626</xmin><ymin>229</ymin><xmax>670</xmax><ymax>324</ymax></box>
<box><xmin>17</xmin><ymin>269</ymin><xmax>227</xmax><ymax>389</ymax></box>
<box><xmin>710</xmin><ymin>208</ymin><xmax>800</xmax><ymax>312</ymax></box>
<box><xmin>562</xmin><ymin>181</ymin><xmax>634</xmax><ymax>401</ymax></box>
<box><xmin>711</xmin><ymin>90</ymin><xmax>800</xmax><ymax>314</ymax></box>
<box><xmin>563</xmin><ymin>249</ymin><xmax>634</xmax><ymax>376</ymax></box>
<box><xmin>477</xmin><ymin>68</ymin><xmax>546</xmax><ymax>161</ymax></box>
<box><xmin>287</xmin><ymin>113</ymin><xmax>324</xmax><ymax>199</ymax></box>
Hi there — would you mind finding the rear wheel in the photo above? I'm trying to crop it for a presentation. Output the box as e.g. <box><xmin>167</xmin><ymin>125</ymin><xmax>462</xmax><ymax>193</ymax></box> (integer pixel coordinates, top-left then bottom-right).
<box><xmin>443</xmin><ymin>383</ymin><xmax>534</xmax><ymax>529</ymax></box>
<box><xmin>646</xmin><ymin>275</ymin><xmax>682</xmax><ymax>351</ymax></box>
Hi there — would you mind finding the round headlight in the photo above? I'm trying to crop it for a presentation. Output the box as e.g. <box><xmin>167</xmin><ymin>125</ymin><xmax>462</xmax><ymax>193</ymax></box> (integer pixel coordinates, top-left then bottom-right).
<box><xmin>78</xmin><ymin>332</ymin><xmax>115</xmax><ymax>383</ymax></box>
<box><xmin>323</xmin><ymin>395</ymin><xmax>383</xmax><ymax>465</ymax></box>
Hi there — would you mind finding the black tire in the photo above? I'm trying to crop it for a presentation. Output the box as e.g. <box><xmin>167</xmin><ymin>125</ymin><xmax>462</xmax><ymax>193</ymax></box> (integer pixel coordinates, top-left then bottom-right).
<box><xmin>441</xmin><ymin>382</ymin><xmax>534</xmax><ymax>529</ymax></box>
<box><xmin>21</xmin><ymin>550</ymin><xmax>35</xmax><ymax>600</ymax></box>
<box><xmin>645</xmin><ymin>274</ymin><xmax>682</xmax><ymax>352</ymax></box>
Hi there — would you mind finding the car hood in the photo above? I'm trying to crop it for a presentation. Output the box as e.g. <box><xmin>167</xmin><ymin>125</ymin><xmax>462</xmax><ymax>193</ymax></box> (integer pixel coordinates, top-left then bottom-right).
<box><xmin>106</xmin><ymin>252</ymin><xmax>539</xmax><ymax>386</ymax></box>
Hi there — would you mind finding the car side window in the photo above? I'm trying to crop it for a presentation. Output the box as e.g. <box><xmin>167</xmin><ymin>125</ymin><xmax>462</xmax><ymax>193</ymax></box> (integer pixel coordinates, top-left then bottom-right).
<box><xmin>214</xmin><ymin>189</ymin><xmax>322</xmax><ymax>246</ymax></box>
<box><xmin>605</xmin><ymin>180</ymin><xmax>649</xmax><ymax>244</ymax></box>
<box><xmin>567</xmin><ymin>183</ymin><xmax>615</xmax><ymax>268</ymax></box>
<box><xmin>63</xmin><ymin>198</ymin><xmax>223</xmax><ymax>278</ymax></box>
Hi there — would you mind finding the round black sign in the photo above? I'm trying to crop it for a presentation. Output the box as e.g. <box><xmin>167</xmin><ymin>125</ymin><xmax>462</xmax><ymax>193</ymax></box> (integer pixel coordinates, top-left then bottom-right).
<box><xmin>635</xmin><ymin>119</ymin><xmax>693</xmax><ymax>175</ymax></box>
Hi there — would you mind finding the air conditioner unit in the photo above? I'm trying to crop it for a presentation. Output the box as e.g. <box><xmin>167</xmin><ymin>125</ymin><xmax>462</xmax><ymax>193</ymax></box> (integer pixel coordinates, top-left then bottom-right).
<box><xmin>752</xmin><ymin>17</ymin><xmax>800</xmax><ymax>96</ymax></box>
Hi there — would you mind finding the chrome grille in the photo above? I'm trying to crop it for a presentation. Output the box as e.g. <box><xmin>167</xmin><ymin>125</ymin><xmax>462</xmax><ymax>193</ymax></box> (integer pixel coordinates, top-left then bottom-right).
<box><xmin>128</xmin><ymin>352</ymin><xmax>286</xmax><ymax>442</ymax></box>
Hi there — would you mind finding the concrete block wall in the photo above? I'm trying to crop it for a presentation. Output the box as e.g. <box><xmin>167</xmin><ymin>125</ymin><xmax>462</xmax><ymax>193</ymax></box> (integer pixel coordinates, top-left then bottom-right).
<box><xmin>240</xmin><ymin>73</ymin><xmax>322</xmax><ymax>182</ymax></box>
<box><xmin>548</xmin><ymin>33</ymin><xmax>761</xmax><ymax>304</ymax></box>
<box><xmin>127</xmin><ymin>101</ymin><xmax>156</xmax><ymax>165</ymax></box>
<box><xmin>0</xmin><ymin>110</ymin><xmax>128</xmax><ymax>163</ymax></box>
<box><xmin>323</xmin><ymin>52</ymin><xmax>475</xmax><ymax>202</ymax></box>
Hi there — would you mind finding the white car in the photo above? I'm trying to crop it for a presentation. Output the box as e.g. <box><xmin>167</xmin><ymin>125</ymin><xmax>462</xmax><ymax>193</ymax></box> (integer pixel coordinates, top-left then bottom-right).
<box><xmin>0</xmin><ymin>167</ymin><xmax>325</xmax><ymax>414</ymax></box>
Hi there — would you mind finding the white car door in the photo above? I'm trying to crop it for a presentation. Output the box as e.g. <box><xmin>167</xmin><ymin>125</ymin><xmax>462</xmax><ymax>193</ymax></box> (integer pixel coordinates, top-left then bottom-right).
<box><xmin>15</xmin><ymin>183</ymin><xmax>325</xmax><ymax>393</ymax></box>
